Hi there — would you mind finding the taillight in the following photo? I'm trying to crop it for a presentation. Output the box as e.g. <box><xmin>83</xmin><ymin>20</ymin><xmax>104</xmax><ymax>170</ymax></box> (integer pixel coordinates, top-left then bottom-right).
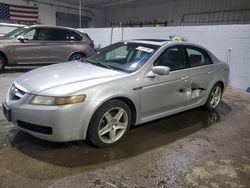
<box><xmin>89</xmin><ymin>41</ymin><xmax>94</xmax><ymax>49</ymax></box>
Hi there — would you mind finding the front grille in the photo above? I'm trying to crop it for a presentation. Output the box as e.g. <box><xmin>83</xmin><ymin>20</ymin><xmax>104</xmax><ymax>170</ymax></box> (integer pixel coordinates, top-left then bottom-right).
<box><xmin>9</xmin><ymin>84</ymin><xmax>26</xmax><ymax>100</ymax></box>
<box><xmin>17</xmin><ymin>120</ymin><xmax>53</xmax><ymax>135</ymax></box>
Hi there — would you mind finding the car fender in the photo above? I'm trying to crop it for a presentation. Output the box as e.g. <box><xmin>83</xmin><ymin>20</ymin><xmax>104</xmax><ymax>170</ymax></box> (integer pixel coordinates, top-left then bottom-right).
<box><xmin>0</xmin><ymin>41</ymin><xmax>18</xmax><ymax>64</ymax></box>
<box><xmin>202</xmin><ymin>78</ymin><xmax>226</xmax><ymax>106</ymax></box>
<box><xmin>0</xmin><ymin>49</ymin><xmax>9</xmax><ymax>64</ymax></box>
<box><xmin>80</xmin><ymin>90</ymin><xmax>139</xmax><ymax>140</ymax></box>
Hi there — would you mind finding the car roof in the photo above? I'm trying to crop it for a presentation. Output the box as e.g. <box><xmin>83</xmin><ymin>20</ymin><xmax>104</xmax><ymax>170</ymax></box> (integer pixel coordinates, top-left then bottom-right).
<box><xmin>28</xmin><ymin>25</ymin><xmax>86</xmax><ymax>34</ymax></box>
<box><xmin>125</xmin><ymin>39</ymin><xmax>208</xmax><ymax>49</ymax></box>
<box><xmin>126</xmin><ymin>39</ymin><xmax>170</xmax><ymax>46</ymax></box>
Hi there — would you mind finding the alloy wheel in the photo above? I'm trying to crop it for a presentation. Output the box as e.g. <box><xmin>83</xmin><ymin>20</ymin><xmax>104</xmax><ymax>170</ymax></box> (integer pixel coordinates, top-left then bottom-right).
<box><xmin>210</xmin><ymin>86</ymin><xmax>222</xmax><ymax>108</ymax></box>
<box><xmin>73</xmin><ymin>56</ymin><xmax>83</xmax><ymax>61</ymax></box>
<box><xmin>98</xmin><ymin>107</ymin><xmax>129</xmax><ymax>144</ymax></box>
<box><xmin>72</xmin><ymin>55</ymin><xmax>83</xmax><ymax>61</ymax></box>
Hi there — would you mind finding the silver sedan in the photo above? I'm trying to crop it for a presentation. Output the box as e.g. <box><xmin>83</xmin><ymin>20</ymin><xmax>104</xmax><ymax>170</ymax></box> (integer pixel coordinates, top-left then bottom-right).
<box><xmin>2</xmin><ymin>40</ymin><xmax>229</xmax><ymax>147</ymax></box>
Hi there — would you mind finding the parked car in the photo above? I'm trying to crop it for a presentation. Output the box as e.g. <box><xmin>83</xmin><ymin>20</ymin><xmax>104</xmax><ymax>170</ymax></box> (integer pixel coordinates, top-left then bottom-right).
<box><xmin>2</xmin><ymin>39</ymin><xmax>229</xmax><ymax>147</ymax></box>
<box><xmin>0</xmin><ymin>25</ymin><xmax>95</xmax><ymax>72</ymax></box>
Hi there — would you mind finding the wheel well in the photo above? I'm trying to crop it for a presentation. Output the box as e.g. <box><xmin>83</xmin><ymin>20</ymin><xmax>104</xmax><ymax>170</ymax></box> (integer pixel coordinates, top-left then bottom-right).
<box><xmin>69</xmin><ymin>52</ymin><xmax>86</xmax><ymax>59</ymax></box>
<box><xmin>0</xmin><ymin>51</ymin><xmax>8</xmax><ymax>65</ymax></box>
<box><xmin>109</xmin><ymin>97</ymin><xmax>137</xmax><ymax>125</ymax></box>
<box><xmin>216</xmin><ymin>81</ymin><xmax>224</xmax><ymax>92</ymax></box>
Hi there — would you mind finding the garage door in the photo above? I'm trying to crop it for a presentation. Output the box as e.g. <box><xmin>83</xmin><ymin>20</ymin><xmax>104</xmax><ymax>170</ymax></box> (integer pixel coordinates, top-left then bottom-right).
<box><xmin>56</xmin><ymin>12</ymin><xmax>90</xmax><ymax>28</ymax></box>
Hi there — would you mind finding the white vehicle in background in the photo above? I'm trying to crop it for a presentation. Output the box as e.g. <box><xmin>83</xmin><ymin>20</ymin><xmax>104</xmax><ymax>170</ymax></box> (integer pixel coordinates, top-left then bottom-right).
<box><xmin>0</xmin><ymin>23</ymin><xmax>26</xmax><ymax>37</ymax></box>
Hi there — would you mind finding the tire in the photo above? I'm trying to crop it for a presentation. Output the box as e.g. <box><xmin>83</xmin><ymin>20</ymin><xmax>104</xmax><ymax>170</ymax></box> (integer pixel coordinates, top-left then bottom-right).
<box><xmin>69</xmin><ymin>53</ymin><xmax>85</xmax><ymax>61</ymax></box>
<box><xmin>87</xmin><ymin>100</ymin><xmax>131</xmax><ymax>148</ymax></box>
<box><xmin>205</xmin><ymin>83</ymin><xmax>223</xmax><ymax>111</ymax></box>
<box><xmin>0</xmin><ymin>55</ymin><xmax>6</xmax><ymax>73</ymax></box>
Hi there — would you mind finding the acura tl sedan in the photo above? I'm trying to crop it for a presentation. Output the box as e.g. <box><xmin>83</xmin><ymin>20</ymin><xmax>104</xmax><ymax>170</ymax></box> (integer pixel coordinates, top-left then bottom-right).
<box><xmin>2</xmin><ymin>39</ymin><xmax>229</xmax><ymax>147</ymax></box>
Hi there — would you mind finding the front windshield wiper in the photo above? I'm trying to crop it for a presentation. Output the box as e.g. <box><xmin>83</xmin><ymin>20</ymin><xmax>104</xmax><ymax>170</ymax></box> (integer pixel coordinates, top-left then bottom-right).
<box><xmin>83</xmin><ymin>59</ymin><xmax>129</xmax><ymax>73</ymax></box>
<box><xmin>84</xmin><ymin>59</ymin><xmax>114</xmax><ymax>70</ymax></box>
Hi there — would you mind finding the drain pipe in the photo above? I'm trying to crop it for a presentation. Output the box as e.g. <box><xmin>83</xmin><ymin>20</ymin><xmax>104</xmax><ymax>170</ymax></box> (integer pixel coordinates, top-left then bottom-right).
<box><xmin>110</xmin><ymin>27</ymin><xmax>114</xmax><ymax>44</ymax></box>
<box><xmin>227</xmin><ymin>47</ymin><xmax>232</xmax><ymax>87</ymax></box>
<box><xmin>121</xmin><ymin>27</ymin><xmax>124</xmax><ymax>41</ymax></box>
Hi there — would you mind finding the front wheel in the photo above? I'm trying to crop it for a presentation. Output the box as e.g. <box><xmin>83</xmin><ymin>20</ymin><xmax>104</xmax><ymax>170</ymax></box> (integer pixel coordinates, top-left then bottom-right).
<box><xmin>205</xmin><ymin>83</ymin><xmax>223</xmax><ymax>110</ymax></box>
<box><xmin>87</xmin><ymin>100</ymin><xmax>131</xmax><ymax>148</ymax></box>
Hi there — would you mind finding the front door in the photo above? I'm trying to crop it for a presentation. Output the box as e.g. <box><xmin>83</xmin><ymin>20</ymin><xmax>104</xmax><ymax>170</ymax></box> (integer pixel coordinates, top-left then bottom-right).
<box><xmin>13</xmin><ymin>28</ymin><xmax>50</xmax><ymax>64</ymax></box>
<box><xmin>140</xmin><ymin>46</ymin><xmax>190</xmax><ymax>120</ymax></box>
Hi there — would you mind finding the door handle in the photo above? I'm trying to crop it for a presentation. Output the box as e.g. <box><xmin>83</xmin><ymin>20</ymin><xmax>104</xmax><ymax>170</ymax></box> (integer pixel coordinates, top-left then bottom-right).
<box><xmin>181</xmin><ymin>76</ymin><xmax>190</xmax><ymax>81</ymax></box>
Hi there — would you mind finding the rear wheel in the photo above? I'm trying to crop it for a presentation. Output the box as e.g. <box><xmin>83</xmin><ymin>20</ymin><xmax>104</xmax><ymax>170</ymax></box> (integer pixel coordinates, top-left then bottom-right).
<box><xmin>87</xmin><ymin>100</ymin><xmax>131</xmax><ymax>148</ymax></box>
<box><xmin>0</xmin><ymin>55</ymin><xmax>6</xmax><ymax>73</ymax></box>
<box><xmin>205</xmin><ymin>83</ymin><xmax>223</xmax><ymax>110</ymax></box>
<box><xmin>69</xmin><ymin>53</ymin><xmax>85</xmax><ymax>61</ymax></box>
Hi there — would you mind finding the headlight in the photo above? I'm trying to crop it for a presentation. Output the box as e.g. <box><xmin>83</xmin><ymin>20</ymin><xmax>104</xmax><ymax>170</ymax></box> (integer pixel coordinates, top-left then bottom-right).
<box><xmin>30</xmin><ymin>95</ymin><xmax>86</xmax><ymax>105</ymax></box>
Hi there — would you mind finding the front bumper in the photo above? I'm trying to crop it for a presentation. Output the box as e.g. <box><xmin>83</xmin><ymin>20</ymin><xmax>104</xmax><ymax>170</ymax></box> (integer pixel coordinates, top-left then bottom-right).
<box><xmin>2</xmin><ymin>102</ymin><xmax>12</xmax><ymax>122</ymax></box>
<box><xmin>4</xmin><ymin>93</ymin><xmax>98</xmax><ymax>142</ymax></box>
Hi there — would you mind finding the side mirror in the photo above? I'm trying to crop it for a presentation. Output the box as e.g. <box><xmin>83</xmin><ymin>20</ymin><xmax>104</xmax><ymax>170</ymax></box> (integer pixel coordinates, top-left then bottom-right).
<box><xmin>146</xmin><ymin>66</ymin><xmax>170</xmax><ymax>78</ymax></box>
<box><xmin>17</xmin><ymin>35</ymin><xmax>28</xmax><ymax>42</ymax></box>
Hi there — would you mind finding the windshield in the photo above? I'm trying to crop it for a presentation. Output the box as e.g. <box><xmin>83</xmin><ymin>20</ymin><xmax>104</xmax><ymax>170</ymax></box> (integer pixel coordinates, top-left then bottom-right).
<box><xmin>3</xmin><ymin>27</ymin><xmax>28</xmax><ymax>39</ymax></box>
<box><xmin>86</xmin><ymin>42</ymin><xmax>159</xmax><ymax>73</ymax></box>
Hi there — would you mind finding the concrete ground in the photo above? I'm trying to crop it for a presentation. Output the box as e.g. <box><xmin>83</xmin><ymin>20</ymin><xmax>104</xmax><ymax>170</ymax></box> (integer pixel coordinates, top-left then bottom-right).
<box><xmin>0</xmin><ymin>68</ymin><xmax>249</xmax><ymax>188</ymax></box>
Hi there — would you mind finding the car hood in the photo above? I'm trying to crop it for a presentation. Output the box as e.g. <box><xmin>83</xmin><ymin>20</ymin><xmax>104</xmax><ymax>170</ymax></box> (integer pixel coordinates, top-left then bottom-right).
<box><xmin>14</xmin><ymin>61</ymin><xmax>127</xmax><ymax>94</ymax></box>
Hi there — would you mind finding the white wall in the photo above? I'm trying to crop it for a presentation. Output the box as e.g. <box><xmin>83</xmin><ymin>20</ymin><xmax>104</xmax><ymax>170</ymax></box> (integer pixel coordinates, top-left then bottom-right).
<box><xmin>106</xmin><ymin>0</ymin><xmax>250</xmax><ymax>26</ymax></box>
<box><xmin>0</xmin><ymin>0</ymin><xmax>105</xmax><ymax>27</ymax></box>
<box><xmin>80</xmin><ymin>24</ymin><xmax>250</xmax><ymax>90</ymax></box>
<box><xmin>0</xmin><ymin>24</ymin><xmax>24</xmax><ymax>35</ymax></box>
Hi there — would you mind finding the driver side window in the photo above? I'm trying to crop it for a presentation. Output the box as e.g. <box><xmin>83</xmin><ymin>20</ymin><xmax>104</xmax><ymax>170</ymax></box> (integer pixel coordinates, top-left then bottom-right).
<box><xmin>154</xmin><ymin>46</ymin><xmax>185</xmax><ymax>71</ymax></box>
<box><xmin>24</xmin><ymin>28</ymin><xmax>48</xmax><ymax>41</ymax></box>
<box><xmin>24</xmin><ymin>29</ymin><xmax>36</xmax><ymax>40</ymax></box>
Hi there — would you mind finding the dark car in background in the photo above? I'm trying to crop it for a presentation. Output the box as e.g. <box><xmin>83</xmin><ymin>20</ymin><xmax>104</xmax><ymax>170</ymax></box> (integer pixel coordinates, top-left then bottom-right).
<box><xmin>0</xmin><ymin>25</ymin><xmax>95</xmax><ymax>72</ymax></box>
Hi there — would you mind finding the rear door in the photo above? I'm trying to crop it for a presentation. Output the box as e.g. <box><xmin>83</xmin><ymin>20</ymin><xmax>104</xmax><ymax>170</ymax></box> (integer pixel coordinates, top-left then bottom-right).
<box><xmin>46</xmin><ymin>28</ymin><xmax>83</xmax><ymax>62</ymax></box>
<box><xmin>13</xmin><ymin>28</ymin><xmax>50</xmax><ymax>64</ymax></box>
<box><xmin>184</xmin><ymin>45</ymin><xmax>214</xmax><ymax>105</ymax></box>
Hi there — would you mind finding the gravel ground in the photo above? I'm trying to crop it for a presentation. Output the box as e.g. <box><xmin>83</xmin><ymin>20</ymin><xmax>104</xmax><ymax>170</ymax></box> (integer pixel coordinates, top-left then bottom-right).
<box><xmin>0</xmin><ymin>69</ymin><xmax>249</xmax><ymax>188</ymax></box>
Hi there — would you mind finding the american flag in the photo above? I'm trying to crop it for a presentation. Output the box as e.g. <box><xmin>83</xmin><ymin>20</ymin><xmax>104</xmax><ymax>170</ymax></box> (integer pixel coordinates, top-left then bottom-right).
<box><xmin>0</xmin><ymin>3</ymin><xmax>38</xmax><ymax>23</ymax></box>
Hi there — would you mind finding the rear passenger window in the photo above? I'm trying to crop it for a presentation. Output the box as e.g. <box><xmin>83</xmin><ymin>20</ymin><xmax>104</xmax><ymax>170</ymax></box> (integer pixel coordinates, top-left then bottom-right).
<box><xmin>186</xmin><ymin>47</ymin><xmax>212</xmax><ymax>67</ymax></box>
<box><xmin>48</xmin><ymin>29</ymin><xmax>81</xmax><ymax>41</ymax></box>
<box><xmin>72</xmin><ymin>31</ymin><xmax>83</xmax><ymax>41</ymax></box>
<box><xmin>154</xmin><ymin>47</ymin><xmax>185</xmax><ymax>71</ymax></box>
<box><xmin>80</xmin><ymin>34</ymin><xmax>92</xmax><ymax>43</ymax></box>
